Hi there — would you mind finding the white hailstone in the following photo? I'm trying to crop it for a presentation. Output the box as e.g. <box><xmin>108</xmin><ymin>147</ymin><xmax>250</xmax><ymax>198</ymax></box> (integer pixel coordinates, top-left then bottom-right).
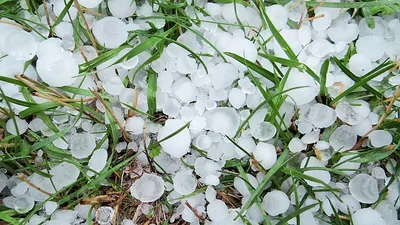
<box><xmin>130</xmin><ymin>174</ymin><xmax>165</xmax><ymax>202</ymax></box>
<box><xmin>125</xmin><ymin>117</ymin><xmax>145</xmax><ymax>135</ymax></box>
<box><xmin>300</xmin><ymin>157</ymin><xmax>331</xmax><ymax>187</ymax></box>
<box><xmin>53</xmin><ymin>0</ymin><xmax>77</xmax><ymax>21</ymax></box>
<box><xmin>375</xmin><ymin>200</ymin><xmax>397</xmax><ymax>224</ymax></box>
<box><xmin>337</xmin><ymin>195</ymin><xmax>361</xmax><ymax>215</ymax></box>
<box><xmin>43</xmin><ymin>220</ymin><xmax>70</xmax><ymax>225</ymax></box>
<box><xmin>238</xmin><ymin>77</ymin><xmax>255</xmax><ymax>94</ymax></box>
<box><xmin>4</xmin><ymin>30</ymin><xmax>37</xmax><ymax>60</ymax></box>
<box><xmin>327</xmin><ymin>23</ymin><xmax>359</xmax><ymax>43</ymax></box>
<box><xmin>329</xmin><ymin>125</ymin><xmax>357</xmax><ymax>151</ymax></box>
<box><xmin>210</xmin><ymin>63</ymin><xmax>239</xmax><ymax>90</ymax></box>
<box><xmin>117</xmin><ymin>48</ymin><xmax>139</xmax><ymax>69</ymax></box>
<box><xmin>180</xmin><ymin>106</ymin><xmax>194</xmax><ymax>122</ymax></box>
<box><xmin>108</xmin><ymin>0</ymin><xmax>137</xmax><ymax>18</ymax></box>
<box><xmin>224</xmin><ymin>37</ymin><xmax>258</xmax><ymax>70</ymax></box>
<box><xmin>349</xmin><ymin>174</ymin><xmax>379</xmax><ymax>204</ymax></box>
<box><xmin>353</xmin><ymin>118</ymin><xmax>373</xmax><ymax>136</ymax></box>
<box><xmin>296</xmin><ymin>120</ymin><xmax>313</xmax><ymax>134</ymax></box>
<box><xmin>75</xmin><ymin>204</ymin><xmax>95</xmax><ymax>219</ymax></box>
<box><xmin>194</xmin><ymin>157</ymin><xmax>222</xmax><ymax>181</ymax></box>
<box><xmin>228</xmin><ymin>88</ymin><xmax>246</xmax><ymax>109</ymax></box>
<box><xmin>157</xmin><ymin>71</ymin><xmax>173</xmax><ymax>91</ymax></box>
<box><xmin>69</xmin><ymin>133</ymin><xmax>96</xmax><ymax>159</ymax></box>
<box><xmin>205</xmin><ymin>3</ymin><xmax>221</xmax><ymax>16</ymax></box>
<box><xmin>234</xmin><ymin>136</ymin><xmax>256</xmax><ymax>157</ymax></box>
<box><xmin>250</xmin><ymin>122</ymin><xmax>276</xmax><ymax>141</ymax></box>
<box><xmin>301</xmin><ymin>129</ymin><xmax>320</xmax><ymax>144</ymax></box>
<box><xmin>189</xmin><ymin>116</ymin><xmax>207</xmax><ymax>133</ymax></box>
<box><xmin>262</xmin><ymin>190</ymin><xmax>290</xmax><ymax>216</ymax></box>
<box><xmin>356</xmin><ymin>35</ymin><xmax>386</xmax><ymax>61</ymax></box>
<box><xmin>298</xmin><ymin>25</ymin><xmax>312</xmax><ymax>46</ymax></box>
<box><xmin>352</xmin><ymin>208</ymin><xmax>386</xmax><ymax>225</ymax></box>
<box><xmin>221</xmin><ymin>3</ymin><xmax>245</xmax><ymax>23</ymax></box>
<box><xmin>335</xmin><ymin>155</ymin><xmax>360</xmax><ymax>175</ymax></box>
<box><xmin>13</xmin><ymin>194</ymin><xmax>34</xmax><ymax>214</ymax></box>
<box><xmin>308</xmin><ymin>103</ymin><xmax>336</xmax><ymax>128</ymax></box>
<box><xmin>157</xmin><ymin>119</ymin><xmax>191</xmax><ymax>158</ymax></box>
<box><xmin>351</xmin><ymin>100</ymin><xmax>370</xmax><ymax>118</ymax></box>
<box><xmin>253</xmin><ymin>142</ymin><xmax>277</xmax><ymax>170</ymax></box>
<box><xmin>204</xmin><ymin>107</ymin><xmax>240</xmax><ymax>137</ymax></box>
<box><xmin>207</xmin><ymin>200</ymin><xmax>229</xmax><ymax>222</ymax></box>
<box><xmin>335</xmin><ymin>101</ymin><xmax>364</xmax><ymax>125</ymax></box>
<box><xmin>173</xmin><ymin>170</ymin><xmax>197</xmax><ymax>195</ymax></box>
<box><xmin>265</xmin><ymin>5</ymin><xmax>288</xmax><ymax>30</ymax></box>
<box><xmin>176</xmin><ymin>55</ymin><xmax>198</xmax><ymax>74</ymax></box>
<box><xmin>92</xmin><ymin>17</ymin><xmax>128</xmax><ymax>49</ymax></box>
<box><xmin>234</xmin><ymin>175</ymin><xmax>259</xmax><ymax>197</ymax></box>
<box><xmin>289</xmin><ymin>138</ymin><xmax>307</xmax><ymax>153</ymax></box>
<box><xmin>371</xmin><ymin>167</ymin><xmax>386</xmax><ymax>180</ymax></box>
<box><xmin>50</xmin><ymin>162</ymin><xmax>80</xmax><ymax>191</ymax></box>
<box><xmin>308</xmin><ymin>39</ymin><xmax>332</xmax><ymax>58</ymax></box>
<box><xmin>154</xmin><ymin>151</ymin><xmax>181</xmax><ymax>173</ymax></box>
<box><xmin>122</xmin><ymin>219</ymin><xmax>135</xmax><ymax>225</ymax></box>
<box><xmin>44</xmin><ymin>201</ymin><xmax>58</xmax><ymax>215</ymax></box>
<box><xmin>172</xmin><ymin>77</ymin><xmax>197</xmax><ymax>104</ymax></box>
<box><xmin>96</xmin><ymin>206</ymin><xmax>114</xmax><ymax>225</ymax></box>
<box><xmin>349</xmin><ymin>53</ymin><xmax>372</xmax><ymax>76</ymax></box>
<box><xmin>51</xmin><ymin>210</ymin><xmax>77</xmax><ymax>224</ymax></box>
<box><xmin>195</xmin><ymin>134</ymin><xmax>212</xmax><ymax>150</ymax></box>
<box><xmin>6</xmin><ymin>117</ymin><xmax>28</xmax><ymax>135</ymax></box>
<box><xmin>312</xmin><ymin>12</ymin><xmax>332</xmax><ymax>31</ymax></box>
<box><xmin>163</xmin><ymin>98</ymin><xmax>180</xmax><ymax>117</ymax></box>
<box><xmin>103</xmin><ymin>75</ymin><xmax>124</xmax><ymax>95</ymax></box>
<box><xmin>368</xmin><ymin>130</ymin><xmax>392</xmax><ymax>148</ymax></box>
<box><xmin>0</xmin><ymin>172</ymin><xmax>7</xmax><ymax>193</ymax></box>
<box><xmin>87</xmin><ymin>149</ymin><xmax>107</xmax><ymax>177</ymax></box>
<box><xmin>283</xmin><ymin>70</ymin><xmax>319</xmax><ymax>105</ymax></box>
<box><xmin>204</xmin><ymin>174</ymin><xmax>219</xmax><ymax>185</ymax></box>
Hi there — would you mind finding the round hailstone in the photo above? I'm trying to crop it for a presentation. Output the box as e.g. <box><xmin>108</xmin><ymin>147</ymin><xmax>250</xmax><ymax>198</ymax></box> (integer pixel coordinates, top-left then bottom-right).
<box><xmin>77</xmin><ymin>0</ymin><xmax>102</xmax><ymax>8</ymax></box>
<box><xmin>6</xmin><ymin>117</ymin><xmax>28</xmax><ymax>135</ymax></box>
<box><xmin>253</xmin><ymin>142</ymin><xmax>277</xmax><ymax>170</ymax></box>
<box><xmin>337</xmin><ymin>195</ymin><xmax>361</xmax><ymax>215</ymax></box>
<box><xmin>125</xmin><ymin>116</ymin><xmax>145</xmax><ymax>135</ymax></box>
<box><xmin>265</xmin><ymin>5</ymin><xmax>288</xmax><ymax>30</ymax></box>
<box><xmin>329</xmin><ymin>125</ymin><xmax>357</xmax><ymax>151</ymax></box>
<box><xmin>250</xmin><ymin>122</ymin><xmax>276</xmax><ymax>141</ymax></box>
<box><xmin>262</xmin><ymin>190</ymin><xmax>290</xmax><ymax>216</ymax></box>
<box><xmin>327</xmin><ymin>23</ymin><xmax>359</xmax><ymax>43</ymax></box>
<box><xmin>157</xmin><ymin>119</ymin><xmax>191</xmax><ymax>158</ymax></box>
<box><xmin>36</xmin><ymin>51</ymin><xmax>78</xmax><ymax>87</ymax></box>
<box><xmin>356</xmin><ymin>35</ymin><xmax>385</xmax><ymax>61</ymax></box>
<box><xmin>210</xmin><ymin>63</ymin><xmax>239</xmax><ymax>90</ymax></box>
<box><xmin>87</xmin><ymin>149</ymin><xmax>107</xmax><ymax>177</ymax></box>
<box><xmin>69</xmin><ymin>133</ymin><xmax>96</xmax><ymax>159</ymax></box>
<box><xmin>44</xmin><ymin>201</ymin><xmax>58</xmax><ymax>216</ymax></box>
<box><xmin>75</xmin><ymin>205</ymin><xmax>95</xmax><ymax>220</ymax></box>
<box><xmin>207</xmin><ymin>199</ymin><xmax>229</xmax><ymax>222</ymax></box>
<box><xmin>308</xmin><ymin>39</ymin><xmax>332</xmax><ymax>58</ymax></box>
<box><xmin>335</xmin><ymin>101</ymin><xmax>364</xmax><ymax>125</ymax></box>
<box><xmin>108</xmin><ymin>0</ymin><xmax>136</xmax><ymax>18</ymax></box>
<box><xmin>352</xmin><ymin>208</ymin><xmax>386</xmax><ymax>225</ymax></box>
<box><xmin>288</xmin><ymin>138</ymin><xmax>307</xmax><ymax>153</ymax></box>
<box><xmin>283</xmin><ymin>70</ymin><xmax>319</xmax><ymax>105</ymax></box>
<box><xmin>102</xmin><ymin>75</ymin><xmax>125</xmax><ymax>95</ymax></box>
<box><xmin>4</xmin><ymin>30</ymin><xmax>37</xmax><ymax>60</ymax></box>
<box><xmin>312</xmin><ymin>12</ymin><xmax>332</xmax><ymax>31</ymax></box>
<box><xmin>349</xmin><ymin>53</ymin><xmax>372</xmax><ymax>77</ymax></box>
<box><xmin>171</xmin><ymin>77</ymin><xmax>197</xmax><ymax>104</ymax></box>
<box><xmin>92</xmin><ymin>17</ymin><xmax>128</xmax><ymax>49</ymax></box>
<box><xmin>300</xmin><ymin>157</ymin><xmax>331</xmax><ymax>187</ymax></box>
<box><xmin>194</xmin><ymin>157</ymin><xmax>222</xmax><ymax>181</ymax></box>
<box><xmin>117</xmin><ymin>48</ymin><xmax>139</xmax><ymax>69</ymax></box>
<box><xmin>349</xmin><ymin>174</ymin><xmax>379</xmax><ymax>204</ymax></box>
<box><xmin>13</xmin><ymin>194</ymin><xmax>34</xmax><ymax>214</ymax></box>
<box><xmin>335</xmin><ymin>155</ymin><xmax>360</xmax><ymax>176</ymax></box>
<box><xmin>368</xmin><ymin>130</ymin><xmax>392</xmax><ymax>148</ymax></box>
<box><xmin>130</xmin><ymin>173</ymin><xmax>165</xmax><ymax>203</ymax></box>
<box><xmin>50</xmin><ymin>162</ymin><xmax>80</xmax><ymax>190</ymax></box>
<box><xmin>173</xmin><ymin>170</ymin><xmax>197</xmax><ymax>195</ymax></box>
<box><xmin>228</xmin><ymin>88</ymin><xmax>246</xmax><ymax>109</ymax></box>
<box><xmin>224</xmin><ymin>37</ymin><xmax>257</xmax><ymax>70</ymax></box>
<box><xmin>308</xmin><ymin>103</ymin><xmax>336</xmax><ymax>128</ymax></box>
<box><xmin>204</xmin><ymin>107</ymin><xmax>240</xmax><ymax>137</ymax></box>
<box><xmin>95</xmin><ymin>206</ymin><xmax>114</xmax><ymax>225</ymax></box>
<box><xmin>221</xmin><ymin>3</ymin><xmax>246</xmax><ymax>23</ymax></box>
<box><xmin>176</xmin><ymin>55</ymin><xmax>198</xmax><ymax>74</ymax></box>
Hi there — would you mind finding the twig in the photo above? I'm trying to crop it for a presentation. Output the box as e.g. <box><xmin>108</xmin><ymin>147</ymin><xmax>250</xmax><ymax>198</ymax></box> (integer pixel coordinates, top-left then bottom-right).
<box><xmin>42</xmin><ymin>0</ymin><xmax>52</xmax><ymax>27</ymax></box>
<box><xmin>0</xmin><ymin>20</ymin><xmax>31</xmax><ymax>31</ymax></box>
<box><xmin>82</xmin><ymin>7</ymin><xmax>104</xmax><ymax>17</ymax></box>
<box><xmin>17</xmin><ymin>173</ymin><xmax>58</xmax><ymax>198</ymax></box>
<box><xmin>73</xmin><ymin>0</ymin><xmax>97</xmax><ymax>49</ymax></box>
<box><xmin>308</xmin><ymin>0</ymin><xmax>327</xmax><ymax>12</ymax></box>
<box><xmin>18</xmin><ymin>75</ymin><xmax>69</xmax><ymax>99</ymax></box>
<box><xmin>185</xmin><ymin>201</ymin><xmax>206</xmax><ymax>220</ymax></box>
<box><xmin>128</xmin><ymin>89</ymin><xmax>140</xmax><ymax>117</ymax></box>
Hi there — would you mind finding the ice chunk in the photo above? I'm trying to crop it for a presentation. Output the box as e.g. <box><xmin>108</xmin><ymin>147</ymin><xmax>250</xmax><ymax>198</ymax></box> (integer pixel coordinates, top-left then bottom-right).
<box><xmin>327</xmin><ymin>23</ymin><xmax>359</xmax><ymax>43</ymax></box>
<box><xmin>0</xmin><ymin>172</ymin><xmax>7</xmax><ymax>193</ymax></box>
<box><xmin>103</xmin><ymin>75</ymin><xmax>124</xmax><ymax>95</ymax></box>
<box><xmin>371</xmin><ymin>167</ymin><xmax>386</xmax><ymax>180</ymax></box>
<box><xmin>194</xmin><ymin>157</ymin><xmax>222</xmax><ymax>181</ymax></box>
<box><xmin>6</xmin><ymin>117</ymin><xmax>28</xmax><ymax>135</ymax></box>
<box><xmin>130</xmin><ymin>173</ymin><xmax>165</xmax><ymax>202</ymax></box>
<box><xmin>228</xmin><ymin>88</ymin><xmax>246</xmax><ymax>109</ymax></box>
<box><xmin>224</xmin><ymin>37</ymin><xmax>258</xmax><ymax>70</ymax></box>
<box><xmin>4</xmin><ymin>30</ymin><xmax>37</xmax><ymax>60</ymax></box>
<box><xmin>180</xmin><ymin>106</ymin><xmax>194</xmax><ymax>122</ymax></box>
<box><xmin>172</xmin><ymin>77</ymin><xmax>197</xmax><ymax>104</ymax></box>
<box><xmin>301</xmin><ymin>129</ymin><xmax>320</xmax><ymax>144</ymax></box>
<box><xmin>44</xmin><ymin>201</ymin><xmax>58</xmax><ymax>215</ymax></box>
<box><xmin>250</xmin><ymin>122</ymin><xmax>276</xmax><ymax>141</ymax></box>
<box><xmin>96</xmin><ymin>206</ymin><xmax>114</xmax><ymax>225</ymax></box>
<box><xmin>289</xmin><ymin>138</ymin><xmax>307</xmax><ymax>153</ymax></box>
<box><xmin>125</xmin><ymin>116</ymin><xmax>145</xmax><ymax>135</ymax></box>
<box><xmin>74</xmin><ymin>204</ymin><xmax>95</xmax><ymax>219</ymax></box>
<box><xmin>329</xmin><ymin>125</ymin><xmax>357</xmax><ymax>151</ymax></box>
<box><xmin>337</xmin><ymin>194</ymin><xmax>361</xmax><ymax>215</ymax></box>
<box><xmin>349</xmin><ymin>53</ymin><xmax>372</xmax><ymax>77</ymax></box>
<box><xmin>308</xmin><ymin>103</ymin><xmax>336</xmax><ymax>128</ymax></box>
<box><xmin>234</xmin><ymin>136</ymin><xmax>256</xmax><ymax>157</ymax></box>
<box><xmin>308</xmin><ymin>39</ymin><xmax>332</xmax><ymax>58</ymax></box>
<box><xmin>210</xmin><ymin>63</ymin><xmax>238</xmax><ymax>89</ymax></box>
<box><xmin>69</xmin><ymin>133</ymin><xmax>96</xmax><ymax>159</ymax></box>
<box><xmin>312</xmin><ymin>12</ymin><xmax>332</xmax><ymax>31</ymax></box>
<box><xmin>334</xmin><ymin>155</ymin><xmax>360</xmax><ymax>176</ymax></box>
<box><xmin>300</xmin><ymin>157</ymin><xmax>331</xmax><ymax>187</ymax></box>
<box><xmin>233</xmin><ymin>174</ymin><xmax>259</xmax><ymax>197</ymax></box>
<box><xmin>157</xmin><ymin>119</ymin><xmax>191</xmax><ymax>158</ymax></box>
<box><xmin>335</xmin><ymin>101</ymin><xmax>364</xmax><ymax>125</ymax></box>
<box><xmin>92</xmin><ymin>17</ymin><xmax>128</xmax><ymax>49</ymax></box>
<box><xmin>356</xmin><ymin>35</ymin><xmax>386</xmax><ymax>61</ymax></box>
<box><xmin>176</xmin><ymin>55</ymin><xmax>198</xmax><ymax>74</ymax></box>
<box><xmin>349</xmin><ymin>174</ymin><xmax>379</xmax><ymax>204</ymax></box>
<box><xmin>195</xmin><ymin>134</ymin><xmax>212</xmax><ymax>150</ymax></box>
<box><xmin>253</xmin><ymin>142</ymin><xmax>277</xmax><ymax>170</ymax></box>
<box><xmin>13</xmin><ymin>194</ymin><xmax>34</xmax><ymax>214</ymax></box>
<box><xmin>262</xmin><ymin>190</ymin><xmax>290</xmax><ymax>216</ymax></box>
<box><xmin>87</xmin><ymin>148</ymin><xmax>107</xmax><ymax>177</ymax></box>
<box><xmin>352</xmin><ymin>208</ymin><xmax>386</xmax><ymax>225</ymax></box>
<box><xmin>173</xmin><ymin>170</ymin><xmax>197</xmax><ymax>195</ymax></box>
<box><xmin>204</xmin><ymin>107</ymin><xmax>239</xmax><ymax>137</ymax></box>
<box><xmin>109</xmin><ymin>0</ymin><xmax>136</xmax><ymax>18</ymax></box>
<box><xmin>207</xmin><ymin>200</ymin><xmax>229</xmax><ymax>221</ymax></box>
<box><xmin>353</xmin><ymin>118</ymin><xmax>373</xmax><ymax>136</ymax></box>
<box><xmin>51</xmin><ymin>210</ymin><xmax>76</xmax><ymax>224</ymax></box>
<box><xmin>283</xmin><ymin>70</ymin><xmax>319</xmax><ymax>105</ymax></box>
<box><xmin>368</xmin><ymin>130</ymin><xmax>392</xmax><ymax>148</ymax></box>
<box><xmin>154</xmin><ymin>150</ymin><xmax>181</xmax><ymax>173</ymax></box>
<box><xmin>265</xmin><ymin>5</ymin><xmax>288</xmax><ymax>30</ymax></box>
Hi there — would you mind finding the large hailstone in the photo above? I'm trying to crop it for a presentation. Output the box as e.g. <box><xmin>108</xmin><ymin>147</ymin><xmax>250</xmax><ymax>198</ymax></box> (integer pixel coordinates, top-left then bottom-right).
<box><xmin>210</xmin><ymin>63</ymin><xmax>239</xmax><ymax>90</ymax></box>
<box><xmin>253</xmin><ymin>142</ymin><xmax>277</xmax><ymax>169</ymax></box>
<box><xmin>173</xmin><ymin>170</ymin><xmax>197</xmax><ymax>195</ymax></box>
<box><xmin>157</xmin><ymin>119</ymin><xmax>191</xmax><ymax>158</ymax></box>
<box><xmin>283</xmin><ymin>70</ymin><xmax>319</xmax><ymax>105</ymax></box>
<box><xmin>3</xmin><ymin>30</ymin><xmax>37</xmax><ymax>61</ymax></box>
<box><xmin>6</xmin><ymin>117</ymin><xmax>28</xmax><ymax>135</ymax></box>
<box><xmin>204</xmin><ymin>107</ymin><xmax>240</xmax><ymax>137</ymax></box>
<box><xmin>69</xmin><ymin>133</ymin><xmax>96</xmax><ymax>159</ymax></box>
<box><xmin>300</xmin><ymin>157</ymin><xmax>331</xmax><ymax>187</ymax></box>
<box><xmin>108</xmin><ymin>0</ymin><xmax>137</xmax><ymax>18</ymax></box>
<box><xmin>224</xmin><ymin>37</ymin><xmax>258</xmax><ymax>70</ymax></box>
<box><xmin>329</xmin><ymin>125</ymin><xmax>357</xmax><ymax>151</ymax></box>
<box><xmin>262</xmin><ymin>190</ymin><xmax>290</xmax><ymax>216</ymax></box>
<box><xmin>352</xmin><ymin>208</ymin><xmax>386</xmax><ymax>225</ymax></box>
<box><xmin>308</xmin><ymin>103</ymin><xmax>337</xmax><ymax>128</ymax></box>
<box><xmin>87</xmin><ymin>149</ymin><xmax>108</xmax><ymax>177</ymax></box>
<box><xmin>349</xmin><ymin>174</ymin><xmax>379</xmax><ymax>204</ymax></box>
<box><xmin>92</xmin><ymin>17</ymin><xmax>128</xmax><ymax>49</ymax></box>
<box><xmin>130</xmin><ymin>173</ymin><xmax>165</xmax><ymax>202</ymax></box>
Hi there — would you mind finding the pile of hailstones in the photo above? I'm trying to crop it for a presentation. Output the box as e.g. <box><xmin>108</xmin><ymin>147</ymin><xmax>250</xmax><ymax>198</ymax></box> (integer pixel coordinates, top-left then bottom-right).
<box><xmin>1</xmin><ymin>0</ymin><xmax>400</xmax><ymax>224</ymax></box>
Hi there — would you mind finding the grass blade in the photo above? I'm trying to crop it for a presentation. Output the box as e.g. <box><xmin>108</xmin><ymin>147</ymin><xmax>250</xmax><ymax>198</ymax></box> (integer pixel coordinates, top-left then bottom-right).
<box><xmin>147</xmin><ymin>69</ymin><xmax>157</xmax><ymax>116</ymax></box>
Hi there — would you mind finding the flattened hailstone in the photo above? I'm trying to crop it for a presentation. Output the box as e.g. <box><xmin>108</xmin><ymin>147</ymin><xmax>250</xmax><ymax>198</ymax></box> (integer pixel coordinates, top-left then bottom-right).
<box><xmin>103</xmin><ymin>75</ymin><xmax>124</xmax><ymax>95</ymax></box>
<box><xmin>356</xmin><ymin>35</ymin><xmax>386</xmax><ymax>61</ymax></box>
<box><xmin>13</xmin><ymin>194</ymin><xmax>34</xmax><ymax>214</ymax></box>
<box><xmin>327</xmin><ymin>23</ymin><xmax>359</xmax><ymax>43</ymax></box>
<box><xmin>4</xmin><ymin>30</ymin><xmax>37</xmax><ymax>60</ymax></box>
<box><xmin>194</xmin><ymin>157</ymin><xmax>222</xmax><ymax>180</ymax></box>
<box><xmin>335</xmin><ymin>155</ymin><xmax>360</xmax><ymax>176</ymax></box>
<box><xmin>283</xmin><ymin>70</ymin><xmax>318</xmax><ymax>105</ymax></box>
<box><xmin>288</xmin><ymin>137</ymin><xmax>307</xmax><ymax>153</ymax></box>
<box><xmin>108</xmin><ymin>0</ymin><xmax>136</xmax><ymax>18</ymax></box>
<box><xmin>130</xmin><ymin>173</ymin><xmax>165</xmax><ymax>202</ymax></box>
<box><xmin>210</xmin><ymin>63</ymin><xmax>239</xmax><ymax>90</ymax></box>
<box><xmin>262</xmin><ymin>190</ymin><xmax>290</xmax><ymax>216</ymax></box>
<box><xmin>74</xmin><ymin>204</ymin><xmax>95</xmax><ymax>219</ymax></box>
<box><xmin>44</xmin><ymin>201</ymin><xmax>58</xmax><ymax>215</ymax></box>
<box><xmin>352</xmin><ymin>208</ymin><xmax>386</xmax><ymax>225</ymax></box>
<box><xmin>224</xmin><ymin>37</ymin><xmax>257</xmax><ymax>70</ymax></box>
<box><xmin>207</xmin><ymin>200</ymin><xmax>229</xmax><ymax>222</ymax></box>
<box><xmin>300</xmin><ymin>157</ymin><xmax>331</xmax><ymax>187</ymax></box>
<box><xmin>173</xmin><ymin>170</ymin><xmax>197</xmax><ymax>195</ymax></box>
<box><xmin>172</xmin><ymin>77</ymin><xmax>197</xmax><ymax>104</ymax></box>
<box><xmin>265</xmin><ymin>5</ymin><xmax>288</xmax><ymax>30</ymax></box>
<box><xmin>308</xmin><ymin>103</ymin><xmax>336</xmax><ymax>128</ymax></box>
<box><xmin>250</xmin><ymin>122</ymin><xmax>276</xmax><ymax>141</ymax></box>
<box><xmin>312</xmin><ymin>12</ymin><xmax>332</xmax><ymax>31</ymax></box>
<box><xmin>69</xmin><ymin>133</ymin><xmax>96</xmax><ymax>159</ymax></box>
<box><xmin>308</xmin><ymin>39</ymin><xmax>332</xmax><ymax>58</ymax></box>
<box><xmin>337</xmin><ymin>195</ymin><xmax>361</xmax><ymax>215</ymax></box>
<box><xmin>253</xmin><ymin>142</ymin><xmax>277</xmax><ymax>170</ymax></box>
<box><xmin>154</xmin><ymin>150</ymin><xmax>181</xmax><ymax>173</ymax></box>
<box><xmin>368</xmin><ymin>130</ymin><xmax>392</xmax><ymax>148</ymax></box>
<box><xmin>221</xmin><ymin>3</ymin><xmax>245</xmax><ymax>23</ymax></box>
<box><xmin>6</xmin><ymin>117</ymin><xmax>28</xmax><ymax>135</ymax></box>
<box><xmin>329</xmin><ymin>125</ymin><xmax>357</xmax><ymax>151</ymax></box>
<box><xmin>78</xmin><ymin>0</ymin><xmax>102</xmax><ymax>8</ymax></box>
<box><xmin>125</xmin><ymin>116</ymin><xmax>145</xmax><ymax>135</ymax></box>
<box><xmin>50</xmin><ymin>162</ymin><xmax>80</xmax><ymax>190</ymax></box>
<box><xmin>96</xmin><ymin>206</ymin><xmax>114</xmax><ymax>225</ymax></box>
<box><xmin>87</xmin><ymin>149</ymin><xmax>108</xmax><ymax>177</ymax></box>
<box><xmin>204</xmin><ymin>107</ymin><xmax>239</xmax><ymax>137</ymax></box>
<box><xmin>375</xmin><ymin>200</ymin><xmax>397</xmax><ymax>224</ymax></box>
<box><xmin>176</xmin><ymin>55</ymin><xmax>198</xmax><ymax>74</ymax></box>
<box><xmin>349</xmin><ymin>53</ymin><xmax>372</xmax><ymax>77</ymax></box>
<box><xmin>92</xmin><ymin>17</ymin><xmax>128</xmax><ymax>49</ymax></box>
<box><xmin>157</xmin><ymin>119</ymin><xmax>191</xmax><ymax>158</ymax></box>
<box><xmin>228</xmin><ymin>88</ymin><xmax>246</xmax><ymax>109</ymax></box>
<box><xmin>335</xmin><ymin>101</ymin><xmax>364</xmax><ymax>125</ymax></box>
<box><xmin>349</xmin><ymin>174</ymin><xmax>379</xmax><ymax>204</ymax></box>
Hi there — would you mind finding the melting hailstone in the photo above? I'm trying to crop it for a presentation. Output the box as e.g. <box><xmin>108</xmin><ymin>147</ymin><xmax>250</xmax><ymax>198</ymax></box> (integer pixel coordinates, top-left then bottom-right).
<box><xmin>352</xmin><ymin>208</ymin><xmax>386</xmax><ymax>225</ymax></box>
<box><xmin>368</xmin><ymin>130</ymin><xmax>392</xmax><ymax>148</ymax></box>
<box><xmin>69</xmin><ymin>133</ymin><xmax>96</xmax><ymax>159</ymax></box>
<box><xmin>329</xmin><ymin>125</ymin><xmax>357</xmax><ymax>151</ymax></box>
<box><xmin>349</xmin><ymin>174</ymin><xmax>379</xmax><ymax>204</ymax></box>
<box><xmin>308</xmin><ymin>103</ymin><xmax>337</xmax><ymax>128</ymax></box>
<box><xmin>108</xmin><ymin>0</ymin><xmax>137</xmax><ymax>18</ymax></box>
<box><xmin>262</xmin><ymin>190</ymin><xmax>290</xmax><ymax>216</ymax></box>
<box><xmin>87</xmin><ymin>148</ymin><xmax>108</xmax><ymax>177</ymax></box>
<box><xmin>207</xmin><ymin>199</ymin><xmax>229</xmax><ymax>221</ymax></box>
<box><xmin>204</xmin><ymin>107</ymin><xmax>240</xmax><ymax>137</ymax></box>
<box><xmin>92</xmin><ymin>17</ymin><xmax>128</xmax><ymax>49</ymax></box>
<box><xmin>4</xmin><ymin>30</ymin><xmax>37</xmax><ymax>61</ymax></box>
<box><xmin>253</xmin><ymin>142</ymin><xmax>277</xmax><ymax>170</ymax></box>
<box><xmin>13</xmin><ymin>194</ymin><xmax>34</xmax><ymax>214</ymax></box>
<box><xmin>157</xmin><ymin>119</ymin><xmax>191</xmax><ymax>158</ymax></box>
<box><xmin>283</xmin><ymin>70</ymin><xmax>319</xmax><ymax>105</ymax></box>
<box><xmin>173</xmin><ymin>170</ymin><xmax>197</xmax><ymax>195</ymax></box>
<box><xmin>6</xmin><ymin>117</ymin><xmax>28</xmax><ymax>135</ymax></box>
<box><xmin>130</xmin><ymin>173</ymin><xmax>165</xmax><ymax>203</ymax></box>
